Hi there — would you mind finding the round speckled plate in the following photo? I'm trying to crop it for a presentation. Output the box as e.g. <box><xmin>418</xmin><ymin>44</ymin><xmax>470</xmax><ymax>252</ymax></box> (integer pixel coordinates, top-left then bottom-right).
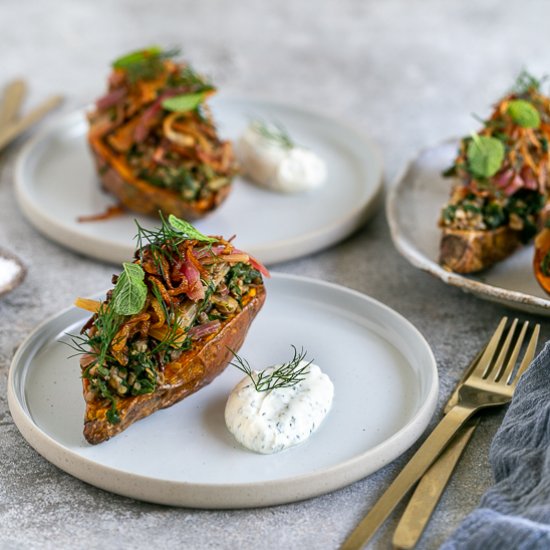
<box><xmin>14</xmin><ymin>96</ymin><xmax>383</xmax><ymax>266</ymax></box>
<box><xmin>8</xmin><ymin>273</ymin><xmax>437</xmax><ymax>509</ymax></box>
<box><xmin>387</xmin><ymin>140</ymin><xmax>550</xmax><ymax>316</ymax></box>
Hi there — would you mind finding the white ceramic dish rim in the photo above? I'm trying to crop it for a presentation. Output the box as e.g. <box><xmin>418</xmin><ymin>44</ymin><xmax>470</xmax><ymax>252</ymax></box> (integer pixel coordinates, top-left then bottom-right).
<box><xmin>8</xmin><ymin>273</ymin><xmax>437</xmax><ymax>509</ymax></box>
<box><xmin>386</xmin><ymin>139</ymin><xmax>550</xmax><ymax>313</ymax></box>
<box><xmin>14</xmin><ymin>95</ymin><xmax>384</xmax><ymax>266</ymax></box>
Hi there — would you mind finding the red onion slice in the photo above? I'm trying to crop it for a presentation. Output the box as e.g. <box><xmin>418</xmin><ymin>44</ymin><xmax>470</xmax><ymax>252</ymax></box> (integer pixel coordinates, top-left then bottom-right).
<box><xmin>188</xmin><ymin>320</ymin><xmax>221</xmax><ymax>340</ymax></box>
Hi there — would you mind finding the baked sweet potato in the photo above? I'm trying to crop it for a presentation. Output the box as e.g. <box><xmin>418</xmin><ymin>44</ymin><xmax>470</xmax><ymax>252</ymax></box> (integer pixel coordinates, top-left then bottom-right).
<box><xmin>439</xmin><ymin>72</ymin><xmax>550</xmax><ymax>275</ymax></box>
<box><xmin>89</xmin><ymin>138</ymin><xmax>232</xmax><ymax>220</ymax></box>
<box><xmin>87</xmin><ymin>47</ymin><xmax>238</xmax><ymax>220</ymax></box>
<box><xmin>440</xmin><ymin>226</ymin><xmax>522</xmax><ymax>273</ymax></box>
<box><xmin>73</xmin><ymin>215</ymin><xmax>269</xmax><ymax>444</ymax></box>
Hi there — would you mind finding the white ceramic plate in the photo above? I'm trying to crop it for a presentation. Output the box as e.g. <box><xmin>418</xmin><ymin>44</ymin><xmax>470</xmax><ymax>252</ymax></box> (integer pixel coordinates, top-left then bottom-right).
<box><xmin>14</xmin><ymin>96</ymin><xmax>383</xmax><ymax>265</ymax></box>
<box><xmin>8</xmin><ymin>273</ymin><xmax>437</xmax><ymax>509</ymax></box>
<box><xmin>387</xmin><ymin>140</ymin><xmax>550</xmax><ymax>315</ymax></box>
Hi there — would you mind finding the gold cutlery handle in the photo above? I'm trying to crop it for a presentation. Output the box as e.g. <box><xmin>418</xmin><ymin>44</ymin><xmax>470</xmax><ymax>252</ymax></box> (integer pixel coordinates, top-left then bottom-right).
<box><xmin>0</xmin><ymin>94</ymin><xmax>63</xmax><ymax>151</ymax></box>
<box><xmin>391</xmin><ymin>418</ymin><xmax>479</xmax><ymax>549</ymax></box>
<box><xmin>0</xmin><ymin>79</ymin><xmax>26</xmax><ymax>129</ymax></box>
<box><xmin>340</xmin><ymin>405</ymin><xmax>473</xmax><ymax>550</ymax></box>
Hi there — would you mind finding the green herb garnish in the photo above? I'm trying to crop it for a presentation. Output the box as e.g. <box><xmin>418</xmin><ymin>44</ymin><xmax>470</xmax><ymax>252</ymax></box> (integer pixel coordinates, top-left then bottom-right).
<box><xmin>112</xmin><ymin>46</ymin><xmax>179</xmax><ymax>82</ymax></box>
<box><xmin>507</xmin><ymin>99</ymin><xmax>541</xmax><ymax>129</ymax></box>
<box><xmin>176</xmin><ymin>66</ymin><xmax>214</xmax><ymax>93</ymax></box>
<box><xmin>135</xmin><ymin>214</ymin><xmax>217</xmax><ymax>266</ymax></box>
<box><xmin>230</xmin><ymin>346</ymin><xmax>312</xmax><ymax>392</ymax></box>
<box><xmin>111</xmin><ymin>262</ymin><xmax>148</xmax><ymax>316</ymax></box>
<box><xmin>168</xmin><ymin>214</ymin><xmax>217</xmax><ymax>243</ymax></box>
<box><xmin>149</xmin><ymin>282</ymin><xmax>191</xmax><ymax>354</ymax></box>
<box><xmin>466</xmin><ymin>134</ymin><xmax>505</xmax><ymax>179</ymax></box>
<box><xmin>513</xmin><ymin>70</ymin><xmax>542</xmax><ymax>95</ymax></box>
<box><xmin>113</xmin><ymin>46</ymin><xmax>163</xmax><ymax>69</ymax></box>
<box><xmin>162</xmin><ymin>92</ymin><xmax>208</xmax><ymax>113</ymax></box>
<box><xmin>251</xmin><ymin>119</ymin><xmax>294</xmax><ymax>150</ymax></box>
<box><xmin>66</xmin><ymin>302</ymin><xmax>122</xmax><ymax>371</ymax></box>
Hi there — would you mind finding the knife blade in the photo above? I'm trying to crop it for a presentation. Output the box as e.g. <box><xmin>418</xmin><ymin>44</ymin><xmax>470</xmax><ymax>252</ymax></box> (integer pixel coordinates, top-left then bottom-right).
<box><xmin>391</xmin><ymin>419</ymin><xmax>479</xmax><ymax>549</ymax></box>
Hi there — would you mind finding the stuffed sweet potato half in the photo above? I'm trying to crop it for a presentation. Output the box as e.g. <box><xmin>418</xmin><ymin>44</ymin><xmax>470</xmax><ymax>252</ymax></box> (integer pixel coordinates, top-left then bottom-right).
<box><xmin>72</xmin><ymin>215</ymin><xmax>268</xmax><ymax>444</ymax></box>
<box><xmin>87</xmin><ymin>47</ymin><xmax>238</xmax><ymax>220</ymax></box>
<box><xmin>439</xmin><ymin>72</ymin><xmax>550</xmax><ymax>274</ymax></box>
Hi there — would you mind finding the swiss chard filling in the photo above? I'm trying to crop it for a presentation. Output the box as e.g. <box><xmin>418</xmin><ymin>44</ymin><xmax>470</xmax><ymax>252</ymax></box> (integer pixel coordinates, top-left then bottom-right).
<box><xmin>89</xmin><ymin>47</ymin><xmax>237</xmax><ymax>201</ymax></box>
<box><xmin>71</xmin><ymin>216</ymin><xmax>266</xmax><ymax>424</ymax></box>
<box><xmin>440</xmin><ymin>71</ymin><xmax>550</xmax><ymax>236</ymax></box>
<box><xmin>440</xmin><ymin>190</ymin><xmax>544</xmax><ymax>241</ymax></box>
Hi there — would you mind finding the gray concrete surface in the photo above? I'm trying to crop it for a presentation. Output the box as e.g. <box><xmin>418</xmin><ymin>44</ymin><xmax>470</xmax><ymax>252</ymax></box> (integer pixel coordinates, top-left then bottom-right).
<box><xmin>1</xmin><ymin>0</ymin><xmax>550</xmax><ymax>548</ymax></box>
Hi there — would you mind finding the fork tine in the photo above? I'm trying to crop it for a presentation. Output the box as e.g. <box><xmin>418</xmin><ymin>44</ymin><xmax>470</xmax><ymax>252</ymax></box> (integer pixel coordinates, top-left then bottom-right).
<box><xmin>491</xmin><ymin>318</ymin><xmax>518</xmax><ymax>381</ymax></box>
<box><xmin>472</xmin><ymin>317</ymin><xmax>508</xmax><ymax>378</ymax></box>
<box><xmin>507</xmin><ymin>324</ymin><xmax>540</xmax><ymax>385</ymax></box>
<box><xmin>497</xmin><ymin>321</ymin><xmax>528</xmax><ymax>383</ymax></box>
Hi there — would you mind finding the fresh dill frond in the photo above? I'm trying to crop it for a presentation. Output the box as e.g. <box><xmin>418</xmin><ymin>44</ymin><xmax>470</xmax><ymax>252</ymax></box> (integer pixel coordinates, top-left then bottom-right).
<box><xmin>230</xmin><ymin>345</ymin><xmax>312</xmax><ymax>392</ymax></box>
<box><xmin>177</xmin><ymin>65</ymin><xmax>215</xmax><ymax>94</ymax></box>
<box><xmin>65</xmin><ymin>302</ymin><xmax>123</xmax><ymax>371</ymax></box>
<box><xmin>64</xmin><ymin>333</ymin><xmax>97</xmax><ymax>362</ymax></box>
<box><xmin>90</xmin><ymin>302</ymin><xmax>124</xmax><ymax>366</ymax></box>
<box><xmin>513</xmin><ymin>70</ymin><xmax>545</xmax><ymax>95</ymax></box>
<box><xmin>149</xmin><ymin>282</ymin><xmax>189</xmax><ymax>353</ymax></box>
<box><xmin>135</xmin><ymin>214</ymin><xmax>185</xmax><ymax>265</ymax></box>
<box><xmin>251</xmin><ymin>119</ymin><xmax>294</xmax><ymax>150</ymax></box>
<box><xmin>135</xmin><ymin>213</ymin><xmax>216</xmax><ymax>265</ymax></box>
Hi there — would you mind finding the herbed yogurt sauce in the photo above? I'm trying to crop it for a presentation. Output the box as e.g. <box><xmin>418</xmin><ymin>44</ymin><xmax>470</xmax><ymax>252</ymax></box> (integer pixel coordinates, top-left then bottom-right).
<box><xmin>225</xmin><ymin>361</ymin><xmax>334</xmax><ymax>454</ymax></box>
<box><xmin>237</xmin><ymin>122</ymin><xmax>327</xmax><ymax>193</ymax></box>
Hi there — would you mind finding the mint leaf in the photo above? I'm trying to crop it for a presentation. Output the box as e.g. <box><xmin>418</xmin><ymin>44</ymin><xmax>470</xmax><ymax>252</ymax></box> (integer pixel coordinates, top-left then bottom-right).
<box><xmin>112</xmin><ymin>46</ymin><xmax>162</xmax><ymax>69</ymax></box>
<box><xmin>111</xmin><ymin>262</ymin><xmax>147</xmax><ymax>315</ymax></box>
<box><xmin>466</xmin><ymin>135</ymin><xmax>505</xmax><ymax>179</ymax></box>
<box><xmin>507</xmin><ymin>99</ymin><xmax>541</xmax><ymax>129</ymax></box>
<box><xmin>168</xmin><ymin>215</ymin><xmax>216</xmax><ymax>243</ymax></box>
<box><xmin>161</xmin><ymin>92</ymin><xmax>207</xmax><ymax>113</ymax></box>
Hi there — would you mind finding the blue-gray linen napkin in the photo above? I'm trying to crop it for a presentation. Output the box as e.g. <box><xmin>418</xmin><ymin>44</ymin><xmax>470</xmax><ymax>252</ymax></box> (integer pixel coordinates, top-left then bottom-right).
<box><xmin>441</xmin><ymin>341</ymin><xmax>550</xmax><ymax>550</ymax></box>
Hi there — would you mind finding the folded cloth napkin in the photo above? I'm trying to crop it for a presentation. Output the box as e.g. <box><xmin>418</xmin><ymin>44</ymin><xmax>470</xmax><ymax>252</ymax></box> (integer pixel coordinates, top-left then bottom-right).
<box><xmin>441</xmin><ymin>341</ymin><xmax>550</xmax><ymax>550</ymax></box>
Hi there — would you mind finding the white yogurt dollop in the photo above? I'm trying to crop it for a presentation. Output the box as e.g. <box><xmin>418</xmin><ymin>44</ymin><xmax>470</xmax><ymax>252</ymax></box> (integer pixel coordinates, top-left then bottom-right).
<box><xmin>225</xmin><ymin>361</ymin><xmax>334</xmax><ymax>454</ymax></box>
<box><xmin>237</xmin><ymin>122</ymin><xmax>327</xmax><ymax>193</ymax></box>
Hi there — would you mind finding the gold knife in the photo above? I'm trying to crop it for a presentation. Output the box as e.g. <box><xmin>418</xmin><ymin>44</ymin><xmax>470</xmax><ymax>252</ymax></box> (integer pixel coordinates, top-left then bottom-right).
<box><xmin>391</xmin><ymin>333</ymin><xmax>495</xmax><ymax>549</ymax></box>
<box><xmin>0</xmin><ymin>79</ymin><xmax>26</xmax><ymax>130</ymax></box>
<box><xmin>391</xmin><ymin>420</ymin><xmax>478</xmax><ymax>549</ymax></box>
<box><xmin>0</xmin><ymin>94</ymin><xmax>63</xmax><ymax>152</ymax></box>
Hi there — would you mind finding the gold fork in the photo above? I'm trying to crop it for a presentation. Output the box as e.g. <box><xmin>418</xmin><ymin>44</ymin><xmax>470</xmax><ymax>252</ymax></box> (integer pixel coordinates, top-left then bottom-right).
<box><xmin>392</xmin><ymin>318</ymin><xmax>505</xmax><ymax>549</ymax></box>
<box><xmin>340</xmin><ymin>318</ymin><xmax>540</xmax><ymax>550</ymax></box>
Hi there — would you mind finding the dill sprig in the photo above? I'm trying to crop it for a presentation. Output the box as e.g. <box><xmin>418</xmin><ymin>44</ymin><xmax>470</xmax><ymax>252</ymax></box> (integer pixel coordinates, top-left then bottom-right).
<box><xmin>251</xmin><ymin>119</ymin><xmax>294</xmax><ymax>150</ymax></box>
<box><xmin>513</xmin><ymin>70</ymin><xmax>544</xmax><ymax>96</ymax></box>
<box><xmin>65</xmin><ymin>302</ymin><xmax>123</xmax><ymax>371</ymax></box>
<box><xmin>135</xmin><ymin>213</ymin><xmax>216</xmax><ymax>265</ymax></box>
<box><xmin>230</xmin><ymin>346</ymin><xmax>312</xmax><ymax>392</ymax></box>
<box><xmin>177</xmin><ymin>65</ymin><xmax>215</xmax><ymax>94</ymax></box>
<box><xmin>64</xmin><ymin>302</ymin><xmax>125</xmax><ymax>423</ymax></box>
<box><xmin>149</xmin><ymin>282</ymin><xmax>190</xmax><ymax>353</ymax></box>
<box><xmin>135</xmin><ymin>217</ymin><xmax>181</xmax><ymax>266</ymax></box>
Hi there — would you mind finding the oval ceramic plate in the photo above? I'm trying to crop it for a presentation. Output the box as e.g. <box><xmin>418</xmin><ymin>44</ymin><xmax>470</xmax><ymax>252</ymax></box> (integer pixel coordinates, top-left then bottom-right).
<box><xmin>14</xmin><ymin>96</ymin><xmax>383</xmax><ymax>265</ymax></box>
<box><xmin>387</xmin><ymin>140</ymin><xmax>550</xmax><ymax>315</ymax></box>
<box><xmin>8</xmin><ymin>273</ymin><xmax>437</xmax><ymax>509</ymax></box>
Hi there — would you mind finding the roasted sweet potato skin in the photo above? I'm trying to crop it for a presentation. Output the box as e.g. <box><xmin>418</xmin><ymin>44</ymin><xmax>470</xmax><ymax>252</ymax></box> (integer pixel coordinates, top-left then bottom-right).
<box><xmin>89</xmin><ymin>137</ymin><xmax>232</xmax><ymax>220</ymax></box>
<box><xmin>439</xmin><ymin>226</ymin><xmax>522</xmax><ymax>274</ymax></box>
<box><xmin>82</xmin><ymin>285</ymin><xmax>266</xmax><ymax>444</ymax></box>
